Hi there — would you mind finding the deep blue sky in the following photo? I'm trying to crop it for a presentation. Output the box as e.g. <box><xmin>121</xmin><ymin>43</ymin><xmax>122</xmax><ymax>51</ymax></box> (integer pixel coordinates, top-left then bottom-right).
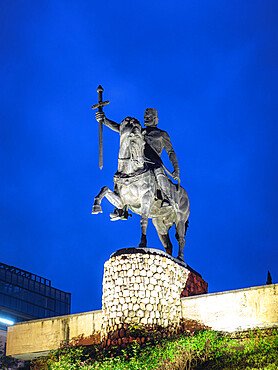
<box><xmin>1</xmin><ymin>0</ymin><xmax>277</xmax><ymax>314</ymax></box>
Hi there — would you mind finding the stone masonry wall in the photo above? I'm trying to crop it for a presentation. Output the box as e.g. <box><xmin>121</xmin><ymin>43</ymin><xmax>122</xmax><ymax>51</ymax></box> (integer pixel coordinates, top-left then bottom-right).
<box><xmin>101</xmin><ymin>248</ymin><xmax>196</xmax><ymax>336</ymax></box>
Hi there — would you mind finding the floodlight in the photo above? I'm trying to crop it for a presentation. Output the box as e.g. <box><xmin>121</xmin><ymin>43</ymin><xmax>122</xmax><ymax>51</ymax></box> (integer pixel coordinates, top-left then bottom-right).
<box><xmin>0</xmin><ymin>318</ymin><xmax>14</xmax><ymax>325</ymax></box>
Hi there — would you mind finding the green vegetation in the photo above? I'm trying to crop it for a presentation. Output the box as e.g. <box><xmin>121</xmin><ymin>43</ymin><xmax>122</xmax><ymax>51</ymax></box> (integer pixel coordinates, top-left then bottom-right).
<box><xmin>32</xmin><ymin>328</ymin><xmax>278</xmax><ymax>370</ymax></box>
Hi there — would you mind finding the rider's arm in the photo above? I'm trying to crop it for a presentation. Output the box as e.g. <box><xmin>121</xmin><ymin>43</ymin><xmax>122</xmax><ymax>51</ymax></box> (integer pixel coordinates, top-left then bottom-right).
<box><xmin>95</xmin><ymin>112</ymin><xmax>120</xmax><ymax>133</ymax></box>
<box><xmin>163</xmin><ymin>132</ymin><xmax>180</xmax><ymax>178</ymax></box>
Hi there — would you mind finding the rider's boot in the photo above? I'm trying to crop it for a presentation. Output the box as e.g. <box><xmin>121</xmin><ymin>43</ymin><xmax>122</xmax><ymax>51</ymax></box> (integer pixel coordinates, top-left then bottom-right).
<box><xmin>110</xmin><ymin>208</ymin><xmax>121</xmax><ymax>221</ymax></box>
<box><xmin>161</xmin><ymin>197</ymin><xmax>171</xmax><ymax>208</ymax></box>
<box><xmin>110</xmin><ymin>206</ymin><xmax>131</xmax><ymax>221</ymax></box>
<box><xmin>155</xmin><ymin>170</ymin><xmax>173</xmax><ymax>208</ymax></box>
<box><xmin>160</xmin><ymin>187</ymin><xmax>173</xmax><ymax>208</ymax></box>
<box><xmin>122</xmin><ymin>207</ymin><xmax>131</xmax><ymax>220</ymax></box>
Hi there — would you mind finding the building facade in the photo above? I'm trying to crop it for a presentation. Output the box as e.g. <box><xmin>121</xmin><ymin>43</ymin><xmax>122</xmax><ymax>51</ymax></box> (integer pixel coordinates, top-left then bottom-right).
<box><xmin>0</xmin><ymin>262</ymin><xmax>71</xmax><ymax>332</ymax></box>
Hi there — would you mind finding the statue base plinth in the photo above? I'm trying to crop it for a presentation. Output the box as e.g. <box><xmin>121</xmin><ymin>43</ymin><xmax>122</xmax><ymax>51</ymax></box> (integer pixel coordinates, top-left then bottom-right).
<box><xmin>101</xmin><ymin>247</ymin><xmax>207</xmax><ymax>337</ymax></box>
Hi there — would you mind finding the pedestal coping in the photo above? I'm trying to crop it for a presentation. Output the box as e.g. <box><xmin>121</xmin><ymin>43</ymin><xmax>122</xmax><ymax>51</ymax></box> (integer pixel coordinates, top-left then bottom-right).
<box><xmin>110</xmin><ymin>247</ymin><xmax>202</xmax><ymax>278</ymax></box>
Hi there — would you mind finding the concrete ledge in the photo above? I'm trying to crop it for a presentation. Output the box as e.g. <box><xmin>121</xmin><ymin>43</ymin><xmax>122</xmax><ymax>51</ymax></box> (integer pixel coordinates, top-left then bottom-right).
<box><xmin>6</xmin><ymin>310</ymin><xmax>102</xmax><ymax>360</ymax></box>
<box><xmin>181</xmin><ymin>283</ymin><xmax>278</xmax><ymax>332</ymax></box>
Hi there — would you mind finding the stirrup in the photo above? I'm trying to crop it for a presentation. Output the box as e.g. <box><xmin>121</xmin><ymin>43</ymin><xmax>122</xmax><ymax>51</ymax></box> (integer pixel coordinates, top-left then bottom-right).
<box><xmin>161</xmin><ymin>199</ymin><xmax>171</xmax><ymax>208</ymax></box>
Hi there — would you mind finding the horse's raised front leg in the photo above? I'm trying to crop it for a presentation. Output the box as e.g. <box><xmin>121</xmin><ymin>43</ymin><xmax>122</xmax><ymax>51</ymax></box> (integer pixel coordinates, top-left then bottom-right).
<box><xmin>92</xmin><ymin>186</ymin><xmax>123</xmax><ymax>214</ymax></box>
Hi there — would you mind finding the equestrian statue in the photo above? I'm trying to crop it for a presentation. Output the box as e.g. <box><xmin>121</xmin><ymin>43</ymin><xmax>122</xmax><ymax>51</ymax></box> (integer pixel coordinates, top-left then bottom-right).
<box><xmin>91</xmin><ymin>86</ymin><xmax>189</xmax><ymax>261</ymax></box>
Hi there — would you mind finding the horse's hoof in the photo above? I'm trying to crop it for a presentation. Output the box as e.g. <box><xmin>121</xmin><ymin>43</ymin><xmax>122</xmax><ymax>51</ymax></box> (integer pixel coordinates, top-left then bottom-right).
<box><xmin>177</xmin><ymin>255</ymin><xmax>184</xmax><ymax>262</ymax></box>
<box><xmin>166</xmin><ymin>248</ymin><xmax>173</xmax><ymax>256</ymax></box>
<box><xmin>139</xmin><ymin>242</ymin><xmax>147</xmax><ymax>248</ymax></box>
<box><xmin>91</xmin><ymin>204</ymin><xmax>103</xmax><ymax>214</ymax></box>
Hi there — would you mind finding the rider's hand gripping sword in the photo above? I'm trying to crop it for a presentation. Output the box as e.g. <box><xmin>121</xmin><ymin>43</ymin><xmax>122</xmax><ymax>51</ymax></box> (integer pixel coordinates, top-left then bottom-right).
<box><xmin>91</xmin><ymin>85</ymin><xmax>110</xmax><ymax>170</ymax></box>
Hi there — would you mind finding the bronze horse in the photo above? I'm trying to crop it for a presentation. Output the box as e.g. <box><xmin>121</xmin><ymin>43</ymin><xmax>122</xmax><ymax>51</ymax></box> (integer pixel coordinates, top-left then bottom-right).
<box><xmin>92</xmin><ymin>117</ymin><xmax>190</xmax><ymax>261</ymax></box>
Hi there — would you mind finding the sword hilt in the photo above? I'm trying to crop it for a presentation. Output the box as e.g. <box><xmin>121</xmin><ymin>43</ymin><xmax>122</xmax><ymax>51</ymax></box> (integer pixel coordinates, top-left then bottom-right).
<box><xmin>91</xmin><ymin>85</ymin><xmax>110</xmax><ymax>111</ymax></box>
<box><xmin>91</xmin><ymin>100</ymin><xmax>110</xmax><ymax>111</ymax></box>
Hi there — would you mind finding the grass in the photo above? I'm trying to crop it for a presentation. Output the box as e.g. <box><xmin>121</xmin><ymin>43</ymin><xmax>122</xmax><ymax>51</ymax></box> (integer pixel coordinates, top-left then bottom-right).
<box><xmin>32</xmin><ymin>328</ymin><xmax>278</xmax><ymax>369</ymax></box>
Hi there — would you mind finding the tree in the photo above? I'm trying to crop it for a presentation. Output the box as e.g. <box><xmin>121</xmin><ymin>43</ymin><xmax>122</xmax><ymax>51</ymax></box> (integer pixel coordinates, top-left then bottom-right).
<box><xmin>266</xmin><ymin>270</ymin><xmax>272</xmax><ymax>285</ymax></box>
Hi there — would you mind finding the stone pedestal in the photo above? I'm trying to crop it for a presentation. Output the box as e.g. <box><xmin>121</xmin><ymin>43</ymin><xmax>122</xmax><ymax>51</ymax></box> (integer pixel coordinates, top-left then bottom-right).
<box><xmin>101</xmin><ymin>247</ymin><xmax>203</xmax><ymax>336</ymax></box>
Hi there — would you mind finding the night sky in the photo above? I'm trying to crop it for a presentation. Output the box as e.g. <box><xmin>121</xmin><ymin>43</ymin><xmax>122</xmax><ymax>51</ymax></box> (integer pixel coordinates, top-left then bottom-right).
<box><xmin>1</xmin><ymin>1</ymin><xmax>277</xmax><ymax>315</ymax></box>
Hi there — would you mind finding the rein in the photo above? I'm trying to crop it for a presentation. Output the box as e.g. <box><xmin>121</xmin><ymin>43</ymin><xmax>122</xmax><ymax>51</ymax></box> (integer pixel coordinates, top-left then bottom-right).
<box><xmin>118</xmin><ymin>157</ymin><xmax>180</xmax><ymax>187</ymax></box>
<box><xmin>118</xmin><ymin>156</ymin><xmax>154</xmax><ymax>166</ymax></box>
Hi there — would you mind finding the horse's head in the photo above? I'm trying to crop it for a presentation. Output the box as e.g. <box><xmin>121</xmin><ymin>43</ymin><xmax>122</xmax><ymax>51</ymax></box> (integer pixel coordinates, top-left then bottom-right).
<box><xmin>120</xmin><ymin>117</ymin><xmax>145</xmax><ymax>170</ymax></box>
<box><xmin>128</xmin><ymin>119</ymin><xmax>145</xmax><ymax>167</ymax></box>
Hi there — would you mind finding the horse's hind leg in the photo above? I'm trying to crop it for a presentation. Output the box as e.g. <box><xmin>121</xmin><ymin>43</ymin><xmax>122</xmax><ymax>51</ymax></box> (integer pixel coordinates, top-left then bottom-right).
<box><xmin>175</xmin><ymin>219</ymin><xmax>189</xmax><ymax>261</ymax></box>
<box><xmin>139</xmin><ymin>213</ymin><xmax>148</xmax><ymax>248</ymax></box>
<box><xmin>152</xmin><ymin>218</ymin><xmax>173</xmax><ymax>256</ymax></box>
<box><xmin>158</xmin><ymin>232</ymin><xmax>173</xmax><ymax>256</ymax></box>
<box><xmin>139</xmin><ymin>192</ymin><xmax>152</xmax><ymax>248</ymax></box>
<box><xmin>92</xmin><ymin>186</ymin><xmax>123</xmax><ymax>214</ymax></box>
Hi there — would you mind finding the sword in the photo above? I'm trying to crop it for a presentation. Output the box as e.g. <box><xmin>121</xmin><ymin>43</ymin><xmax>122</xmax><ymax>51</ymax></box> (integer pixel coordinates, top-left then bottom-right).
<box><xmin>91</xmin><ymin>85</ymin><xmax>110</xmax><ymax>170</ymax></box>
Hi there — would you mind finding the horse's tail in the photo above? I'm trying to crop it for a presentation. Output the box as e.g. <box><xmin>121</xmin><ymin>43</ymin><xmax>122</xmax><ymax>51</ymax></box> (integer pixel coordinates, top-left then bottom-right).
<box><xmin>185</xmin><ymin>219</ymin><xmax>189</xmax><ymax>235</ymax></box>
<box><xmin>175</xmin><ymin>184</ymin><xmax>190</xmax><ymax>222</ymax></box>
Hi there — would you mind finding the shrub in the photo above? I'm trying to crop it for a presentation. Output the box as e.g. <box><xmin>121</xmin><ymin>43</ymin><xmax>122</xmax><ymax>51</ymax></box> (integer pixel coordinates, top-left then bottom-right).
<box><xmin>31</xmin><ymin>328</ymin><xmax>278</xmax><ymax>370</ymax></box>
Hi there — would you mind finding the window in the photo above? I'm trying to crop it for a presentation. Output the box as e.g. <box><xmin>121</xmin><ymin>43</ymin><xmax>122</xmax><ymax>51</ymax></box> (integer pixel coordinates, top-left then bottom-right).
<box><xmin>34</xmin><ymin>282</ymin><xmax>40</xmax><ymax>293</ymax></box>
<box><xmin>21</xmin><ymin>301</ymin><xmax>28</xmax><ymax>313</ymax></box>
<box><xmin>0</xmin><ymin>270</ymin><xmax>5</xmax><ymax>280</ymax></box>
<box><xmin>45</xmin><ymin>286</ymin><xmax>50</xmax><ymax>297</ymax></box>
<box><xmin>13</xmin><ymin>286</ymin><xmax>21</xmax><ymax>298</ymax></box>
<box><xmin>39</xmin><ymin>284</ymin><xmax>45</xmax><ymax>295</ymax></box>
<box><xmin>17</xmin><ymin>275</ymin><xmax>23</xmax><ymax>286</ymax></box>
<box><xmin>60</xmin><ymin>302</ymin><xmax>66</xmax><ymax>313</ymax></box>
<box><xmin>46</xmin><ymin>298</ymin><xmax>55</xmax><ymax>311</ymax></box>
<box><xmin>29</xmin><ymin>280</ymin><xmax>34</xmax><ymax>290</ymax></box>
<box><xmin>23</xmin><ymin>278</ymin><xmax>29</xmax><ymax>289</ymax></box>
<box><xmin>55</xmin><ymin>290</ymin><xmax>61</xmax><ymax>301</ymax></box>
